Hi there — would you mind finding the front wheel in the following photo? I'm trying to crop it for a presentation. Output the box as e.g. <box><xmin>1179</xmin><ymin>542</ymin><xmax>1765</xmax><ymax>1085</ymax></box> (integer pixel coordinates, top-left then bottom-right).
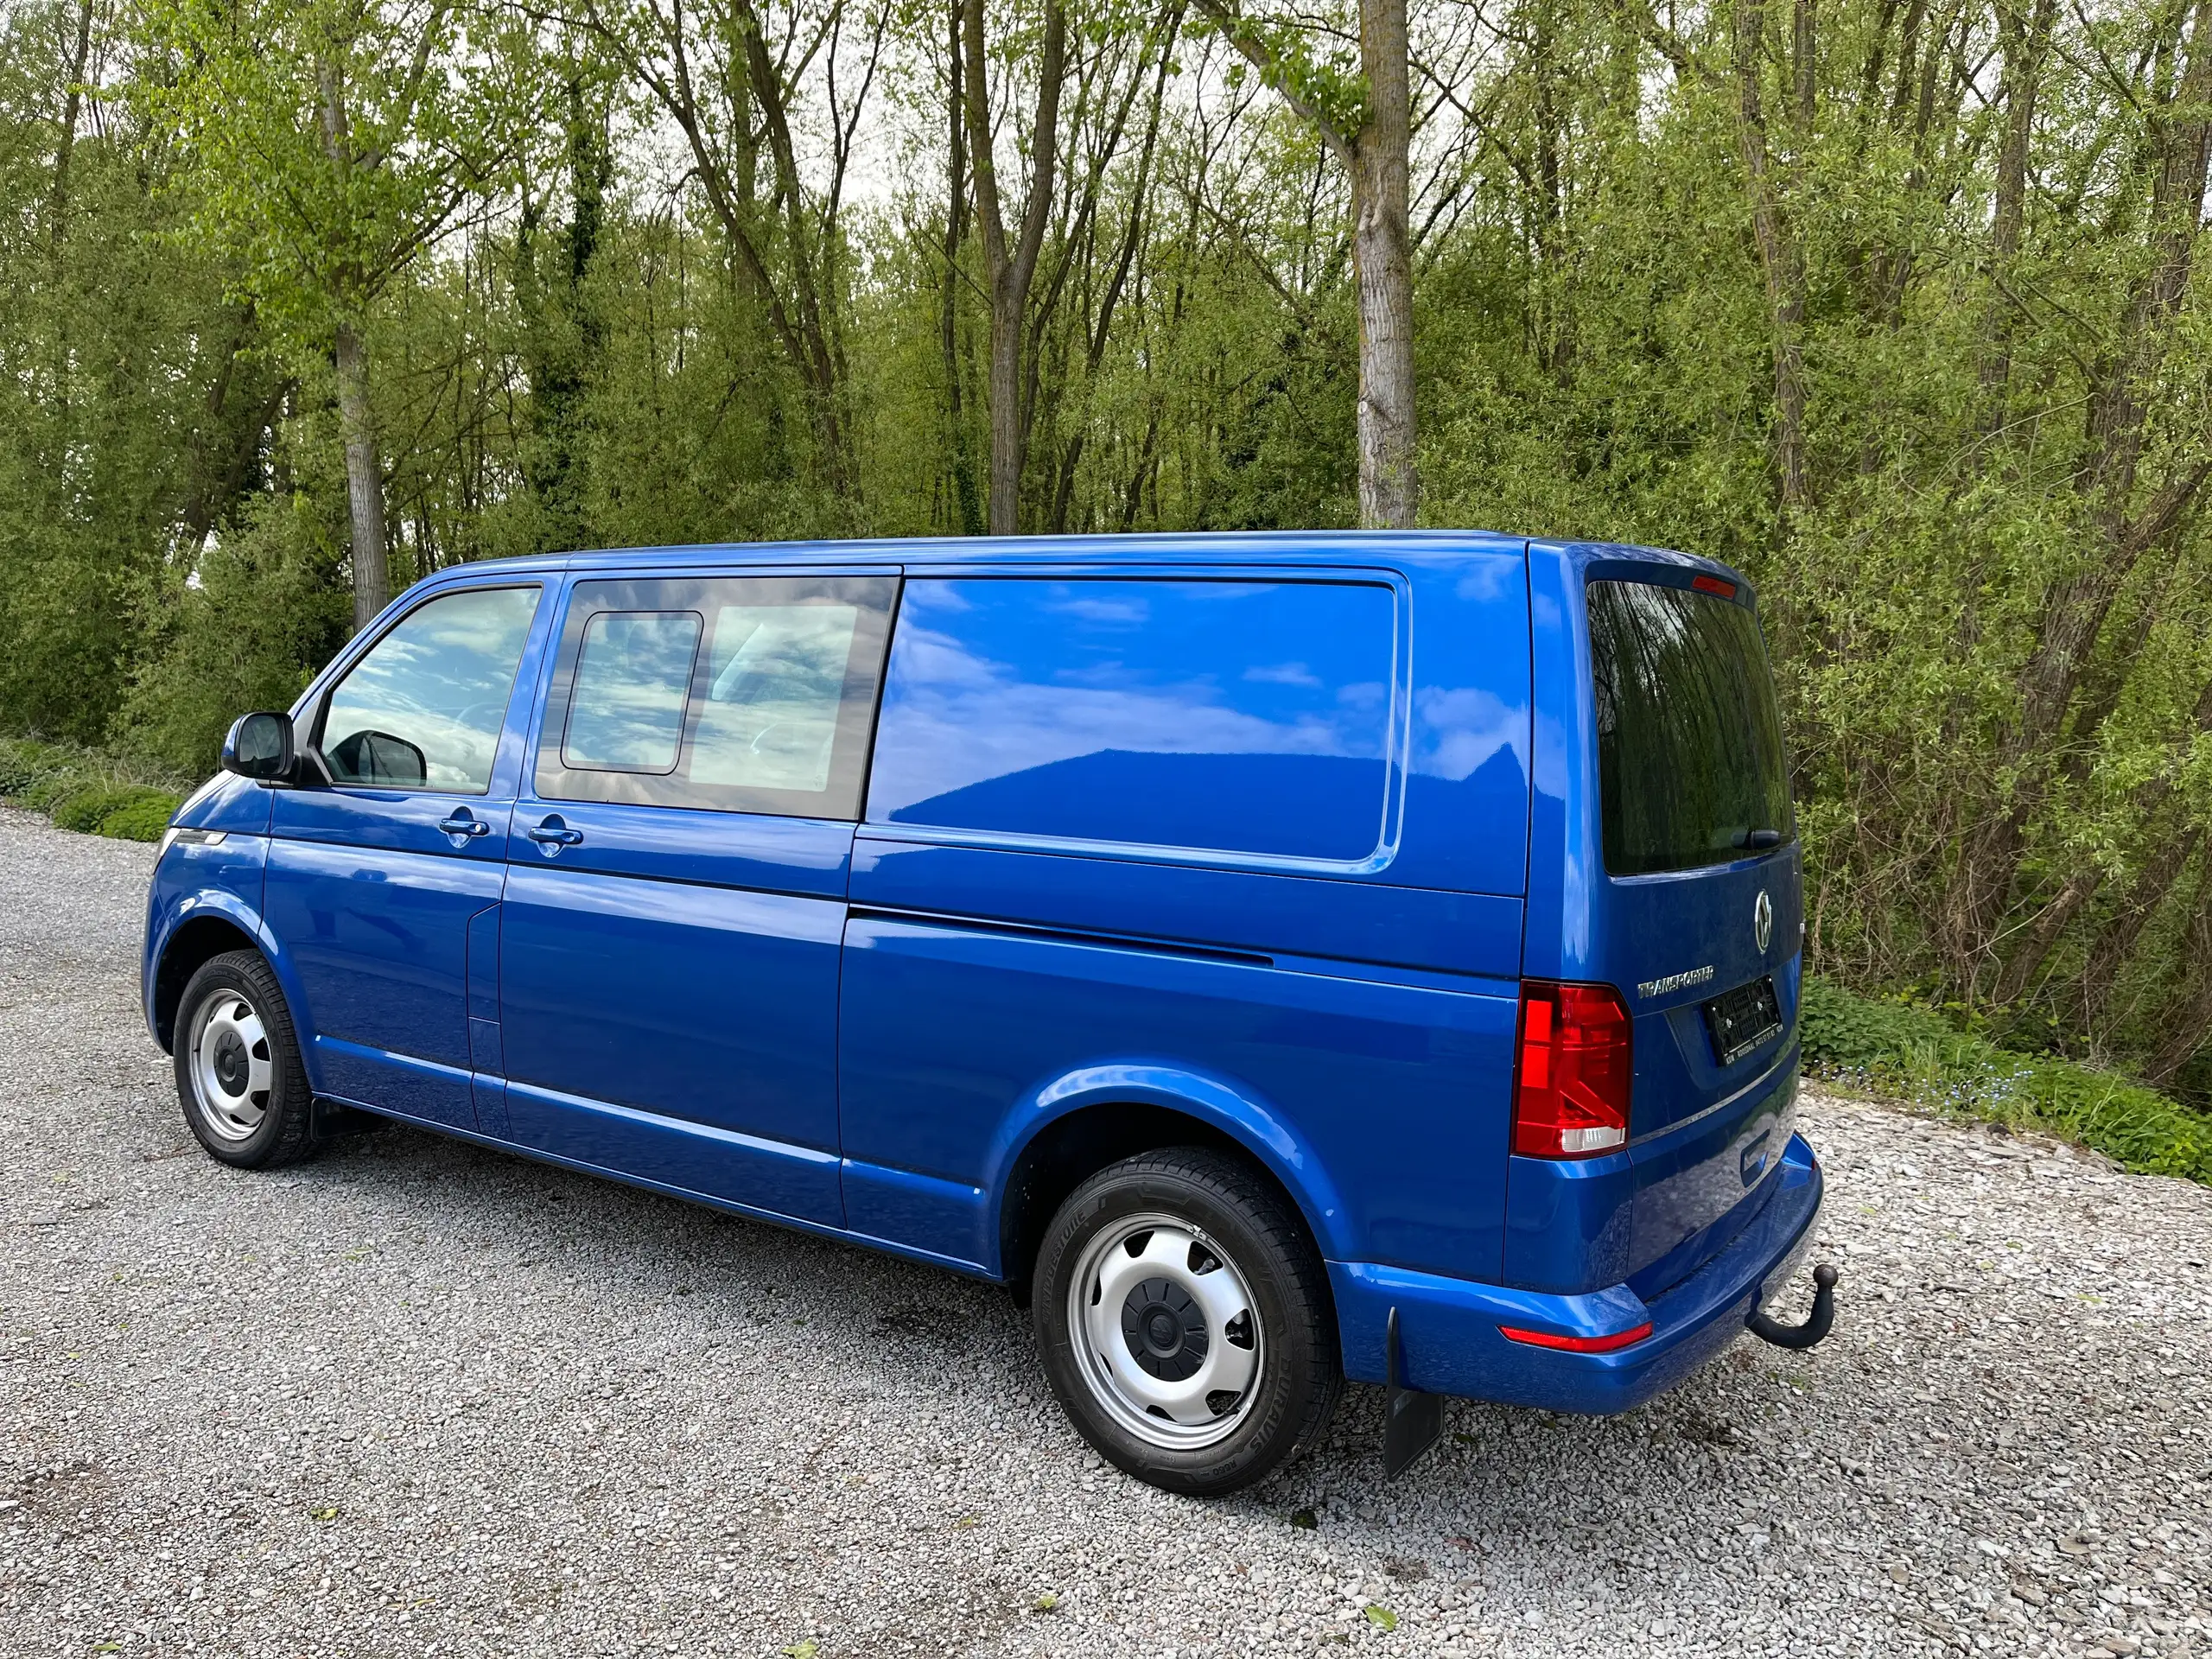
<box><xmin>1032</xmin><ymin>1147</ymin><xmax>1341</xmax><ymax>1495</ymax></box>
<box><xmin>175</xmin><ymin>950</ymin><xmax>321</xmax><ymax>1169</ymax></box>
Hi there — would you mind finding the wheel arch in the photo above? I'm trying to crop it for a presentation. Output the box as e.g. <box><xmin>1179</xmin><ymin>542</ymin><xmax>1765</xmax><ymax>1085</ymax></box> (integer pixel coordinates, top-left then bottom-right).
<box><xmin>989</xmin><ymin>1065</ymin><xmax>1351</xmax><ymax>1305</ymax></box>
<box><xmin>149</xmin><ymin>895</ymin><xmax>300</xmax><ymax>1055</ymax></box>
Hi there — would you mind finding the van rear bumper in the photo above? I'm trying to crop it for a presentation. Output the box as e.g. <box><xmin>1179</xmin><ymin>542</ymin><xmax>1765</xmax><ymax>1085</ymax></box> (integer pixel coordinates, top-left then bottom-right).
<box><xmin>1328</xmin><ymin>1133</ymin><xmax>1823</xmax><ymax>1414</ymax></box>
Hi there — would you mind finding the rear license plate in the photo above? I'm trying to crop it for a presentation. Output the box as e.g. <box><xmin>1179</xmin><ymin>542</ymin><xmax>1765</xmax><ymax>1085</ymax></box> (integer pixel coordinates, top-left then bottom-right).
<box><xmin>1704</xmin><ymin>976</ymin><xmax>1782</xmax><ymax>1066</ymax></box>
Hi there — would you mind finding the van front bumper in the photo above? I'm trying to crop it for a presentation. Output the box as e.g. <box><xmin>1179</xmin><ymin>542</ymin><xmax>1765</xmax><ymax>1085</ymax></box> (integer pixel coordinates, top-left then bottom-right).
<box><xmin>1327</xmin><ymin>1132</ymin><xmax>1823</xmax><ymax>1414</ymax></box>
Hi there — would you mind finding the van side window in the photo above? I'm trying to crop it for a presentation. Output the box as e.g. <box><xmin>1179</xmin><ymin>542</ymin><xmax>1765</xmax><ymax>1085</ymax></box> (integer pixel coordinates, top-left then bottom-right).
<box><xmin>866</xmin><ymin>577</ymin><xmax>1400</xmax><ymax>863</ymax></box>
<box><xmin>563</xmin><ymin>611</ymin><xmax>704</xmax><ymax>774</ymax></box>
<box><xmin>691</xmin><ymin>602</ymin><xmax>863</xmax><ymax>792</ymax></box>
<box><xmin>319</xmin><ymin>585</ymin><xmax>542</xmax><ymax>793</ymax></box>
<box><xmin>536</xmin><ymin>575</ymin><xmax>895</xmax><ymax>818</ymax></box>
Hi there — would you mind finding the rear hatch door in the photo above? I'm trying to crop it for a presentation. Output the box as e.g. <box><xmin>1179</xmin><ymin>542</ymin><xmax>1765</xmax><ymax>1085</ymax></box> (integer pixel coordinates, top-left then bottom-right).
<box><xmin>1582</xmin><ymin>573</ymin><xmax>1803</xmax><ymax>1293</ymax></box>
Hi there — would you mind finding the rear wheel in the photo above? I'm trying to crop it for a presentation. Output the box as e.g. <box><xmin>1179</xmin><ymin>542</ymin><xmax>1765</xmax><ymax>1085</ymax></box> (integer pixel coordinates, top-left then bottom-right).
<box><xmin>1032</xmin><ymin>1147</ymin><xmax>1341</xmax><ymax>1495</ymax></box>
<box><xmin>175</xmin><ymin>950</ymin><xmax>321</xmax><ymax>1169</ymax></box>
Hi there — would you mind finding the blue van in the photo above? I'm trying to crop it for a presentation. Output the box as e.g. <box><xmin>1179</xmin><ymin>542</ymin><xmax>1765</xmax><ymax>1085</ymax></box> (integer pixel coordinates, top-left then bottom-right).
<box><xmin>143</xmin><ymin>532</ymin><xmax>1830</xmax><ymax>1493</ymax></box>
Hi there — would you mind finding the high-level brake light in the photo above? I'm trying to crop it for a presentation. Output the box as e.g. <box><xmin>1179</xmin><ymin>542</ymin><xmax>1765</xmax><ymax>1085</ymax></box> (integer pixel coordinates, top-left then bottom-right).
<box><xmin>1511</xmin><ymin>980</ymin><xmax>1633</xmax><ymax>1158</ymax></box>
<box><xmin>1691</xmin><ymin>574</ymin><xmax>1738</xmax><ymax>598</ymax></box>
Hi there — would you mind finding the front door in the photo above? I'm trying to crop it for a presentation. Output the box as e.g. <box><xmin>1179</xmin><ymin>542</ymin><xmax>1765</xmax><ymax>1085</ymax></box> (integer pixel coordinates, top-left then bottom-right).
<box><xmin>494</xmin><ymin>570</ymin><xmax>897</xmax><ymax>1226</ymax></box>
<box><xmin>264</xmin><ymin>582</ymin><xmax>548</xmax><ymax>1130</ymax></box>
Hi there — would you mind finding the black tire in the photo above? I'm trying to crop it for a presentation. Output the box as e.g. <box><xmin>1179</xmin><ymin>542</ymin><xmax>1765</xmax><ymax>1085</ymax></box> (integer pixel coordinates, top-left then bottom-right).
<box><xmin>173</xmin><ymin>950</ymin><xmax>322</xmax><ymax>1169</ymax></box>
<box><xmin>1032</xmin><ymin>1147</ymin><xmax>1342</xmax><ymax>1496</ymax></box>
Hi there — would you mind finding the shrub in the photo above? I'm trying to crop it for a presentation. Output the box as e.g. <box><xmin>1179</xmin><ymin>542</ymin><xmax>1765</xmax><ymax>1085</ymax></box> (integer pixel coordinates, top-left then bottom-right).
<box><xmin>50</xmin><ymin>784</ymin><xmax>136</xmax><ymax>832</ymax></box>
<box><xmin>0</xmin><ymin>738</ymin><xmax>69</xmax><ymax>800</ymax></box>
<box><xmin>1</xmin><ymin>735</ymin><xmax>194</xmax><ymax>842</ymax></box>
<box><xmin>96</xmin><ymin>786</ymin><xmax>186</xmax><ymax>842</ymax></box>
<box><xmin>1801</xmin><ymin>976</ymin><xmax>2212</xmax><ymax>1185</ymax></box>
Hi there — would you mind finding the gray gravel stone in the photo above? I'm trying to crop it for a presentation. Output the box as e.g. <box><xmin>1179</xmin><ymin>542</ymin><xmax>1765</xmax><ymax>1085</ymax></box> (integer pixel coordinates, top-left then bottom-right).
<box><xmin>3</xmin><ymin>803</ymin><xmax>2208</xmax><ymax>1657</ymax></box>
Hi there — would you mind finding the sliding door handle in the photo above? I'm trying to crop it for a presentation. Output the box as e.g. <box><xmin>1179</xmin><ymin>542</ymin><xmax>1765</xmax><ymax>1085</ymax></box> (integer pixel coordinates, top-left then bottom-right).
<box><xmin>526</xmin><ymin>817</ymin><xmax>584</xmax><ymax>849</ymax></box>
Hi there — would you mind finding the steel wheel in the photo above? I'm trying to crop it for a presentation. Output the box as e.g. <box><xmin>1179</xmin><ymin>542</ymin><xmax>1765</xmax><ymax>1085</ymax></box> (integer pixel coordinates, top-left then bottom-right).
<box><xmin>1065</xmin><ymin>1211</ymin><xmax>1265</xmax><ymax>1451</ymax></box>
<box><xmin>184</xmin><ymin>987</ymin><xmax>274</xmax><ymax>1142</ymax></box>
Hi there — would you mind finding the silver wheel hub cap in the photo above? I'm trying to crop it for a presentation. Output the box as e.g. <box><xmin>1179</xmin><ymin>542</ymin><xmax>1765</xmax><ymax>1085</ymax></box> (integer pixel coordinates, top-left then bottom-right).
<box><xmin>187</xmin><ymin>991</ymin><xmax>273</xmax><ymax>1141</ymax></box>
<box><xmin>1067</xmin><ymin>1214</ymin><xmax>1263</xmax><ymax>1451</ymax></box>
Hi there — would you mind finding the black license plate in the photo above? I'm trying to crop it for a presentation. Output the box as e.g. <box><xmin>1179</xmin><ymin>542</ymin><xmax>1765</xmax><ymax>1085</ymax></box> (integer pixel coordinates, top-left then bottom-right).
<box><xmin>1704</xmin><ymin>976</ymin><xmax>1782</xmax><ymax>1066</ymax></box>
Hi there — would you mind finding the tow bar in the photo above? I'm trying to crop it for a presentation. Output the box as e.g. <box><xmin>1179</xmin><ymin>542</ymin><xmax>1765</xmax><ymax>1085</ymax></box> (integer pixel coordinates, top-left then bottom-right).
<box><xmin>1748</xmin><ymin>1262</ymin><xmax>1840</xmax><ymax>1350</ymax></box>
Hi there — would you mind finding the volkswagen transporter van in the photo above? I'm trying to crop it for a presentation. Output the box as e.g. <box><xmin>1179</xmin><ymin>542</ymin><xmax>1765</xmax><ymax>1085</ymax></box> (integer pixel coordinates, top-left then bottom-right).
<box><xmin>143</xmin><ymin>532</ymin><xmax>1832</xmax><ymax>1494</ymax></box>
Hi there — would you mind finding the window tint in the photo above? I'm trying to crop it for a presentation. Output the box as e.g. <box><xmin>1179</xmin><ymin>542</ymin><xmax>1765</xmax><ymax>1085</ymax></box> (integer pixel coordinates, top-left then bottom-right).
<box><xmin>867</xmin><ymin>577</ymin><xmax>1400</xmax><ymax>862</ymax></box>
<box><xmin>535</xmin><ymin>575</ymin><xmax>895</xmax><ymax>818</ymax></box>
<box><xmin>320</xmin><ymin>586</ymin><xmax>540</xmax><ymax>793</ymax></box>
<box><xmin>1587</xmin><ymin>579</ymin><xmax>1794</xmax><ymax>876</ymax></box>
<box><xmin>691</xmin><ymin>604</ymin><xmax>861</xmax><ymax>792</ymax></box>
<box><xmin>563</xmin><ymin>611</ymin><xmax>702</xmax><ymax>773</ymax></box>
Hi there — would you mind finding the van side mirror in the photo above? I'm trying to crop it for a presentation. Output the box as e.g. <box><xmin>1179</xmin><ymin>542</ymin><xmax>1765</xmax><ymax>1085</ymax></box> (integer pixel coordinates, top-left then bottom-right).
<box><xmin>222</xmin><ymin>711</ymin><xmax>296</xmax><ymax>782</ymax></box>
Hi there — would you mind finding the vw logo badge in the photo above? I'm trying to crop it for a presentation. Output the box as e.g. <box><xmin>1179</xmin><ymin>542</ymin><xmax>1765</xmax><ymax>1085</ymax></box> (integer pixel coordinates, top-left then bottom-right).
<box><xmin>1754</xmin><ymin>890</ymin><xmax>1774</xmax><ymax>954</ymax></box>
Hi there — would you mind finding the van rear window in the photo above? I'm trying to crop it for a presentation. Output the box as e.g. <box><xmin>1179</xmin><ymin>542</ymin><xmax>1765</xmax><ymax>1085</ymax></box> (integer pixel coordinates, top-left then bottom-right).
<box><xmin>1587</xmin><ymin>579</ymin><xmax>1792</xmax><ymax>876</ymax></box>
<box><xmin>868</xmin><ymin>577</ymin><xmax>1398</xmax><ymax>863</ymax></box>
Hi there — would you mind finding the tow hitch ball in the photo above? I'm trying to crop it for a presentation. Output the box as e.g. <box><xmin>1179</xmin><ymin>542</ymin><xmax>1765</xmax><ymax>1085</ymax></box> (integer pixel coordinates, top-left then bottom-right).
<box><xmin>1748</xmin><ymin>1262</ymin><xmax>1840</xmax><ymax>1351</ymax></box>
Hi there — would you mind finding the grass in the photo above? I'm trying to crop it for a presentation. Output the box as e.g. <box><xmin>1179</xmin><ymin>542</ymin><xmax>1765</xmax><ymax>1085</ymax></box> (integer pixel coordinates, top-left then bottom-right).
<box><xmin>1801</xmin><ymin>975</ymin><xmax>2212</xmax><ymax>1185</ymax></box>
<box><xmin>0</xmin><ymin>734</ymin><xmax>192</xmax><ymax>844</ymax></box>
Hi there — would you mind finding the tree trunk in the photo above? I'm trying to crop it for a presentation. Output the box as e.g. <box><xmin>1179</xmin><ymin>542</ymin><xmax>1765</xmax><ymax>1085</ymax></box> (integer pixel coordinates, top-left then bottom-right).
<box><xmin>2144</xmin><ymin>887</ymin><xmax>2212</xmax><ymax>1085</ymax></box>
<box><xmin>334</xmin><ymin>320</ymin><xmax>391</xmax><ymax>630</ymax></box>
<box><xmin>181</xmin><ymin>305</ymin><xmax>291</xmax><ymax>549</ymax></box>
<box><xmin>1532</xmin><ymin>0</ymin><xmax>1564</xmax><ymax>375</ymax></box>
<box><xmin>316</xmin><ymin>58</ymin><xmax>391</xmax><ymax>629</ymax></box>
<box><xmin>1352</xmin><ymin>0</ymin><xmax>1417</xmax><ymax>528</ymax></box>
<box><xmin>1189</xmin><ymin>0</ymin><xmax>1418</xmax><ymax>528</ymax></box>
<box><xmin>985</xmin><ymin>281</ymin><xmax>1024</xmax><ymax>533</ymax></box>
<box><xmin>962</xmin><ymin>0</ymin><xmax>1065</xmax><ymax>533</ymax></box>
<box><xmin>1732</xmin><ymin>0</ymin><xmax>1811</xmax><ymax>512</ymax></box>
<box><xmin>48</xmin><ymin>0</ymin><xmax>93</xmax><ymax>249</ymax></box>
<box><xmin>1979</xmin><ymin>0</ymin><xmax>2057</xmax><ymax>423</ymax></box>
<box><xmin>940</xmin><ymin>0</ymin><xmax>982</xmax><ymax>535</ymax></box>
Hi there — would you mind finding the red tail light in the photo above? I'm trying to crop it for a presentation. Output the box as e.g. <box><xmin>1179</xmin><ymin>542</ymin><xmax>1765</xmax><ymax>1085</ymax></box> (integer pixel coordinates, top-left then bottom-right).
<box><xmin>1691</xmin><ymin>573</ymin><xmax>1738</xmax><ymax>598</ymax></box>
<box><xmin>1512</xmin><ymin>980</ymin><xmax>1632</xmax><ymax>1158</ymax></box>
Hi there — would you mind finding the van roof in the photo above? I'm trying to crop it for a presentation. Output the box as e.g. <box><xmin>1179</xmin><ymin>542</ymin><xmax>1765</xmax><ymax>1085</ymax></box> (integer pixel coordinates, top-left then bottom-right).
<box><xmin>425</xmin><ymin>529</ymin><xmax>1723</xmax><ymax>581</ymax></box>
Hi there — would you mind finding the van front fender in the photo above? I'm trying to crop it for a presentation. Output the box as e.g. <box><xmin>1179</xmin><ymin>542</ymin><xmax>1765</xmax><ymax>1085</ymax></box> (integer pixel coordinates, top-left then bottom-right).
<box><xmin>147</xmin><ymin>886</ymin><xmax>316</xmax><ymax>1082</ymax></box>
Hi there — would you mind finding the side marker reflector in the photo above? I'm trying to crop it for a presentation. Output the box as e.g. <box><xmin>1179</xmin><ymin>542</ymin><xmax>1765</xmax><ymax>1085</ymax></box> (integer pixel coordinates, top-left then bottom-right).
<box><xmin>1498</xmin><ymin>1320</ymin><xmax>1655</xmax><ymax>1353</ymax></box>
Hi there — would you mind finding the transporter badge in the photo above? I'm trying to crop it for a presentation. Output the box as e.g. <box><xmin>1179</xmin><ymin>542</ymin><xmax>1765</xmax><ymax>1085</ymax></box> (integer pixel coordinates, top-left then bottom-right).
<box><xmin>1755</xmin><ymin>889</ymin><xmax>1774</xmax><ymax>953</ymax></box>
<box><xmin>1635</xmin><ymin>963</ymin><xmax>1714</xmax><ymax>1000</ymax></box>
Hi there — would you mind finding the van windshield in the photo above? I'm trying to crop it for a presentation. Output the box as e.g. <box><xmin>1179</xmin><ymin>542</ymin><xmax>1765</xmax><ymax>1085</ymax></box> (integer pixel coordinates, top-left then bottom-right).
<box><xmin>1588</xmin><ymin>578</ymin><xmax>1793</xmax><ymax>876</ymax></box>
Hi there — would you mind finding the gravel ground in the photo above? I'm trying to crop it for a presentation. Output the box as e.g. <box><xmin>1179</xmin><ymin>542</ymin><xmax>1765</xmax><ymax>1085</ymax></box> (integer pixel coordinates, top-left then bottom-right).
<box><xmin>3</xmin><ymin>804</ymin><xmax>2209</xmax><ymax>1659</ymax></box>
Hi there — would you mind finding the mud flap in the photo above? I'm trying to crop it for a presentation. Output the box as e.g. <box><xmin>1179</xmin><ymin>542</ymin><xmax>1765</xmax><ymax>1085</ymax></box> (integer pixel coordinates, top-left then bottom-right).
<box><xmin>1382</xmin><ymin>1306</ymin><xmax>1443</xmax><ymax>1478</ymax></box>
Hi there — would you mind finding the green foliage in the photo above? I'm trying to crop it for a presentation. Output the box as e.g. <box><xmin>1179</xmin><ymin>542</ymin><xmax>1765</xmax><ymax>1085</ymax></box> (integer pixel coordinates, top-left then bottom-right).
<box><xmin>6</xmin><ymin>0</ymin><xmax>2212</xmax><ymax>1121</ymax></box>
<box><xmin>133</xmin><ymin>0</ymin><xmax>543</xmax><ymax>346</ymax></box>
<box><xmin>1802</xmin><ymin>978</ymin><xmax>2212</xmax><ymax>1185</ymax></box>
<box><xmin>0</xmin><ymin>737</ymin><xmax>191</xmax><ymax>842</ymax></box>
<box><xmin>50</xmin><ymin>784</ymin><xmax>185</xmax><ymax>841</ymax></box>
<box><xmin>0</xmin><ymin>0</ymin><xmax>274</xmax><ymax>746</ymax></box>
<box><xmin>116</xmin><ymin>494</ymin><xmax>353</xmax><ymax>776</ymax></box>
<box><xmin>1190</xmin><ymin>8</ymin><xmax>1370</xmax><ymax>142</ymax></box>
